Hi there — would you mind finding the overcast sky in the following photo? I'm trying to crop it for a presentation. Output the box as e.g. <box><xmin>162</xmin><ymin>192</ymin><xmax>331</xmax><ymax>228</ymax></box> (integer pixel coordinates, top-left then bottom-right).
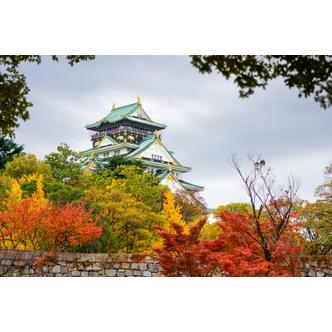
<box><xmin>14</xmin><ymin>55</ymin><xmax>332</xmax><ymax>208</ymax></box>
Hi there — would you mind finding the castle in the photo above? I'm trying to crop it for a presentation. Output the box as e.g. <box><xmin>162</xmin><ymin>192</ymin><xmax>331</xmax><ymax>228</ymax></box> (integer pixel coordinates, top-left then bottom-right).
<box><xmin>81</xmin><ymin>98</ymin><xmax>203</xmax><ymax>201</ymax></box>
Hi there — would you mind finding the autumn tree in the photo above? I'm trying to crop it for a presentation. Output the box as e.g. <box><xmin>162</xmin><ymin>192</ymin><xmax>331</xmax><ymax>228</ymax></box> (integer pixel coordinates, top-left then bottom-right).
<box><xmin>42</xmin><ymin>202</ymin><xmax>102</xmax><ymax>252</ymax></box>
<box><xmin>155</xmin><ymin>156</ymin><xmax>303</xmax><ymax>276</ymax></box>
<box><xmin>191</xmin><ymin>55</ymin><xmax>332</xmax><ymax>109</ymax></box>
<box><xmin>0</xmin><ymin>55</ymin><xmax>95</xmax><ymax>137</ymax></box>
<box><xmin>213</xmin><ymin>202</ymin><xmax>252</xmax><ymax>219</ymax></box>
<box><xmin>0</xmin><ymin>198</ymin><xmax>101</xmax><ymax>252</ymax></box>
<box><xmin>82</xmin><ymin>185</ymin><xmax>165</xmax><ymax>253</ymax></box>
<box><xmin>4</xmin><ymin>153</ymin><xmax>53</xmax><ymax>180</ymax></box>
<box><xmin>229</xmin><ymin>155</ymin><xmax>302</xmax><ymax>265</ymax></box>
<box><xmin>206</xmin><ymin>210</ymin><xmax>303</xmax><ymax>276</ymax></box>
<box><xmin>155</xmin><ymin>218</ymin><xmax>217</xmax><ymax>276</ymax></box>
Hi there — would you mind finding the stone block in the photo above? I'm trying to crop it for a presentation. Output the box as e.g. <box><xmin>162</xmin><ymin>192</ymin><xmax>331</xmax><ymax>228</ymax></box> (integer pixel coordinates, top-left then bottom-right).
<box><xmin>14</xmin><ymin>260</ymin><xmax>26</xmax><ymax>267</ymax></box>
<box><xmin>121</xmin><ymin>263</ymin><xmax>130</xmax><ymax>269</ymax></box>
<box><xmin>105</xmin><ymin>269</ymin><xmax>116</xmax><ymax>277</ymax></box>
<box><xmin>55</xmin><ymin>273</ymin><xmax>62</xmax><ymax>277</ymax></box>
<box><xmin>139</xmin><ymin>263</ymin><xmax>147</xmax><ymax>271</ymax></box>
<box><xmin>79</xmin><ymin>253</ymin><xmax>96</xmax><ymax>262</ymax></box>
<box><xmin>134</xmin><ymin>270</ymin><xmax>142</xmax><ymax>276</ymax></box>
<box><xmin>2</xmin><ymin>260</ymin><xmax>13</xmax><ymax>266</ymax></box>
<box><xmin>60</xmin><ymin>266</ymin><xmax>68</xmax><ymax>273</ymax></box>
<box><xmin>116</xmin><ymin>270</ymin><xmax>125</xmax><ymax>277</ymax></box>
<box><xmin>89</xmin><ymin>272</ymin><xmax>99</xmax><ymax>277</ymax></box>
<box><xmin>152</xmin><ymin>272</ymin><xmax>160</xmax><ymax>277</ymax></box>
<box><xmin>52</xmin><ymin>265</ymin><xmax>61</xmax><ymax>274</ymax></box>
<box><xmin>125</xmin><ymin>270</ymin><xmax>133</xmax><ymax>277</ymax></box>
<box><xmin>131</xmin><ymin>263</ymin><xmax>138</xmax><ymax>269</ymax></box>
<box><xmin>92</xmin><ymin>264</ymin><xmax>101</xmax><ymax>271</ymax></box>
<box><xmin>72</xmin><ymin>271</ymin><xmax>80</xmax><ymax>277</ymax></box>
<box><xmin>142</xmin><ymin>271</ymin><xmax>152</xmax><ymax>277</ymax></box>
<box><xmin>148</xmin><ymin>263</ymin><xmax>159</xmax><ymax>273</ymax></box>
<box><xmin>308</xmin><ymin>270</ymin><xmax>316</xmax><ymax>277</ymax></box>
<box><xmin>316</xmin><ymin>271</ymin><xmax>325</xmax><ymax>277</ymax></box>
<box><xmin>80</xmin><ymin>271</ymin><xmax>89</xmax><ymax>277</ymax></box>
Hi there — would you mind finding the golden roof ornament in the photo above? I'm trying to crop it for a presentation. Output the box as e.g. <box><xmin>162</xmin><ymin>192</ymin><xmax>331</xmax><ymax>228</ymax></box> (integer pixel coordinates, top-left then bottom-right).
<box><xmin>154</xmin><ymin>130</ymin><xmax>160</xmax><ymax>138</ymax></box>
<box><xmin>112</xmin><ymin>103</ymin><xmax>116</xmax><ymax>110</ymax></box>
<box><xmin>168</xmin><ymin>164</ymin><xmax>173</xmax><ymax>172</ymax></box>
<box><xmin>137</xmin><ymin>96</ymin><xmax>141</xmax><ymax>105</ymax></box>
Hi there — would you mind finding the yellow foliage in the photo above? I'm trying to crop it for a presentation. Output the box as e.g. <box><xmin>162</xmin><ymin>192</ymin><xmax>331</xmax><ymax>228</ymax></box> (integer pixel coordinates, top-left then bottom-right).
<box><xmin>7</xmin><ymin>178</ymin><xmax>22</xmax><ymax>203</ymax></box>
<box><xmin>162</xmin><ymin>191</ymin><xmax>189</xmax><ymax>234</ymax></box>
<box><xmin>19</xmin><ymin>174</ymin><xmax>48</xmax><ymax>207</ymax></box>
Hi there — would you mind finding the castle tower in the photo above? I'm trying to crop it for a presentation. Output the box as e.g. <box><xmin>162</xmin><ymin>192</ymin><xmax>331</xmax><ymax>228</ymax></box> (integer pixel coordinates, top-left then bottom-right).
<box><xmin>81</xmin><ymin>98</ymin><xmax>203</xmax><ymax>200</ymax></box>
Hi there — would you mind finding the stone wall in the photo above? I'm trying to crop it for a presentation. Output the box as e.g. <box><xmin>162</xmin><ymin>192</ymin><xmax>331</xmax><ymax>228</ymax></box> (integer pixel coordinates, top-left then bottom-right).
<box><xmin>1</xmin><ymin>250</ymin><xmax>331</xmax><ymax>277</ymax></box>
<box><xmin>0</xmin><ymin>250</ymin><xmax>161</xmax><ymax>277</ymax></box>
<box><xmin>300</xmin><ymin>259</ymin><xmax>332</xmax><ymax>277</ymax></box>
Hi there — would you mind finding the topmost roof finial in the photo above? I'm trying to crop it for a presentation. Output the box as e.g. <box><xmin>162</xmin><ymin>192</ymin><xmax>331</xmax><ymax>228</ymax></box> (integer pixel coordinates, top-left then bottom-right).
<box><xmin>137</xmin><ymin>96</ymin><xmax>141</xmax><ymax>105</ymax></box>
<box><xmin>112</xmin><ymin>103</ymin><xmax>116</xmax><ymax>110</ymax></box>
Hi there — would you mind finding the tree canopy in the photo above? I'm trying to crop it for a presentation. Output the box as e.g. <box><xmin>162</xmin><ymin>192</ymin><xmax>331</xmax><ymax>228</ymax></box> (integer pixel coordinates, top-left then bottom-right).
<box><xmin>0</xmin><ymin>136</ymin><xmax>23</xmax><ymax>169</ymax></box>
<box><xmin>191</xmin><ymin>55</ymin><xmax>332</xmax><ymax>109</ymax></box>
<box><xmin>0</xmin><ymin>55</ymin><xmax>95</xmax><ymax>137</ymax></box>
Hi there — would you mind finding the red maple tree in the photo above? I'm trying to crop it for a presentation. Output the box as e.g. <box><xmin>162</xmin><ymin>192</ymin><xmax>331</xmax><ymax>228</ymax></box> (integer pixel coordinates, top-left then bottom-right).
<box><xmin>155</xmin><ymin>211</ymin><xmax>302</xmax><ymax>277</ymax></box>
<box><xmin>154</xmin><ymin>219</ymin><xmax>218</xmax><ymax>277</ymax></box>
<box><xmin>0</xmin><ymin>198</ymin><xmax>102</xmax><ymax>252</ymax></box>
<box><xmin>205</xmin><ymin>210</ymin><xmax>303</xmax><ymax>276</ymax></box>
<box><xmin>42</xmin><ymin>202</ymin><xmax>102</xmax><ymax>252</ymax></box>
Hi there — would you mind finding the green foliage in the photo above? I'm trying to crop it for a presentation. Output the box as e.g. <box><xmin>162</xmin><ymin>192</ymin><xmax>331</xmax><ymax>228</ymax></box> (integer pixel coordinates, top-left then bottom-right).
<box><xmin>116</xmin><ymin>165</ymin><xmax>168</xmax><ymax>212</ymax></box>
<box><xmin>45</xmin><ymin>143</ymin><xmax>83</xmax><ymax>183</ymax></box>
<box><xmin>0</xmin><ymin>55</ymin><xmax>95</xmax><ymax>137</ymax></box>
<box><xmin>4</xmin><ymin>153</ymin><xmax>53</xmax><ymax>180</ymax></box>
<box><xmin>213</xmin><ymin>202</ymin><xmax>252</xmax><ymax>218</ymax></box>
<box><xmin>44</xmin><ymin>182</ymin><xmax>85</xmax><ymax>206</ymax></box>
<box><xmin>191</xmin><ymin>55</ymin><xmax>332</xmax><ymax>109</ymax></box>
<box><xmin>103</xmin><ymin>156</ymin><xmax>144</xmax><ymax>177</ymax></box>
<box><xmin>0</xmin><ymin>175</ymin><xmax>11</xmax><ymax>210</ymax></box>
<box><xmin>81</xmin><ymin>186</ymin><xmax>165</xmax><ymax>253</ymax></box>
<box><xmin>0</xmin><ymin>136</ymin><xmax>23</xmax><ymax>169</ymax></box>
<box><xmin>199</xmin><ymin>222</ymin><xmax>220</xmax><ymax>241</ymax></box>
<box><xmin>301</xmin><ymin>163</ymin><xmax>332</xmax><ymax>256</ymax></box>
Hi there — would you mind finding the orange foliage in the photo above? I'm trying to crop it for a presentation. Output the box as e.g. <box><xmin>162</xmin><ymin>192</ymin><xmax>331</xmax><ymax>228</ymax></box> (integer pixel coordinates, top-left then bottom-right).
<box><xmin>0</xmin><ymin>198</ymin><xmax>102</xmax><ymax>252</ymax></box>
<box><xmin>154</xmin><ymin>219</ymin><xmax>218</xmax><ymax>276</ymax></box>
<box><xmin>0</xmin><ymin>198</ymin><xmax>46</xmax><ymax>250</ymax></box>
<box><xmin>155</xmin><ymin>210</ymin><xmax>303</xmax><ymax>277</ymax></box>
<box><xmin>206</xmin><ymin>210</ymin><xmax>303</xmax><ymax>276</ymax></box>
<box><xmin>43</xmin><ymin>202</ymin><xmax>102</xmax><ymax>251</ymax></box>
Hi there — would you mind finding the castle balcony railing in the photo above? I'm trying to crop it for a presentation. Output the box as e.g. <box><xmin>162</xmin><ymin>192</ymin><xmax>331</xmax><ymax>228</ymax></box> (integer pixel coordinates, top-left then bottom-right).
<box><xmin>91</xmin><ymin>127</ymin><xmax>154</xmax><ymax>140</ymax></box>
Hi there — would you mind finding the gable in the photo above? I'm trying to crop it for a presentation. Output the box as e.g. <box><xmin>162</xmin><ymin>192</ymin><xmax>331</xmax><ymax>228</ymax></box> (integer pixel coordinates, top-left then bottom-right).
<box><xmin>131</xmin><ymin>104</ymin><xmax>151</xmax><ymax>121</ymax></box>
<box><xmin>160</xmin><ymin>173</ymin><xmax>185</xmax><ymax>193</ymax></box>
<box><xmin>95</xmin><ymin>135</ymin><xmax>117</xmax><ymax>148</ymax></box>
<box><xmin>137</xmin><ymin>139</ymin><xmax>180</xmax><ymax>165</ymax></box>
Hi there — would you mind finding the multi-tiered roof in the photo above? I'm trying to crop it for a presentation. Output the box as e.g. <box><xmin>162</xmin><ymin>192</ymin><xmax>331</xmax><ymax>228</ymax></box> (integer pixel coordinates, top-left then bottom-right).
<box><xmin>81</xmin><ymin>98</ymin><xmax>203</xmax><ymax>199</ymax></box>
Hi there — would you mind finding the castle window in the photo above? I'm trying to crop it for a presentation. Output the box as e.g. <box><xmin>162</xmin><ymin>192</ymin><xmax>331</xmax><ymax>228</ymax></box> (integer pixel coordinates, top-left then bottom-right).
<box><xmin>152</xmin><ymin>154</ymin><xmax>162</xmax><ymax>161</ymax></box>
<box><xmin>103</xmin><ymin>152</ymin><xmax>109</xmax><ymax>158</ymax></box>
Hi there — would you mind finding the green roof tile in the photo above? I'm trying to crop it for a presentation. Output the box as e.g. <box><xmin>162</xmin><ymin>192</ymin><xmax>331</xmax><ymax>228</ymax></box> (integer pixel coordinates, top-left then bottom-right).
<box><xmin>86</xmin><ymin>102</ymin><xmax>166</xmax><ymax>129</ymax></box>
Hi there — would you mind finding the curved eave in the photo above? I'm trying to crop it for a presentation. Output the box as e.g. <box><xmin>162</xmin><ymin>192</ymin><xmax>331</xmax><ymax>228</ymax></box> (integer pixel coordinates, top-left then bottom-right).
<box><xmin>125</xmin><ymin>116</ymin><xmax>167</xmax><ymax>129</ymax></box>
<box><xmin>137</xmin><ymin>159</ymin><xmax>191</xmax><ymax>173</ymax></box>
<box><xmin>81</xmin><ymin>142</ymin><xmax>139</xmax><ymax>156</ymax></box>
<box><xmin>179</xmin><ymin>180</ymin><xmax>204</xmax><ymax>191</ymax></box>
